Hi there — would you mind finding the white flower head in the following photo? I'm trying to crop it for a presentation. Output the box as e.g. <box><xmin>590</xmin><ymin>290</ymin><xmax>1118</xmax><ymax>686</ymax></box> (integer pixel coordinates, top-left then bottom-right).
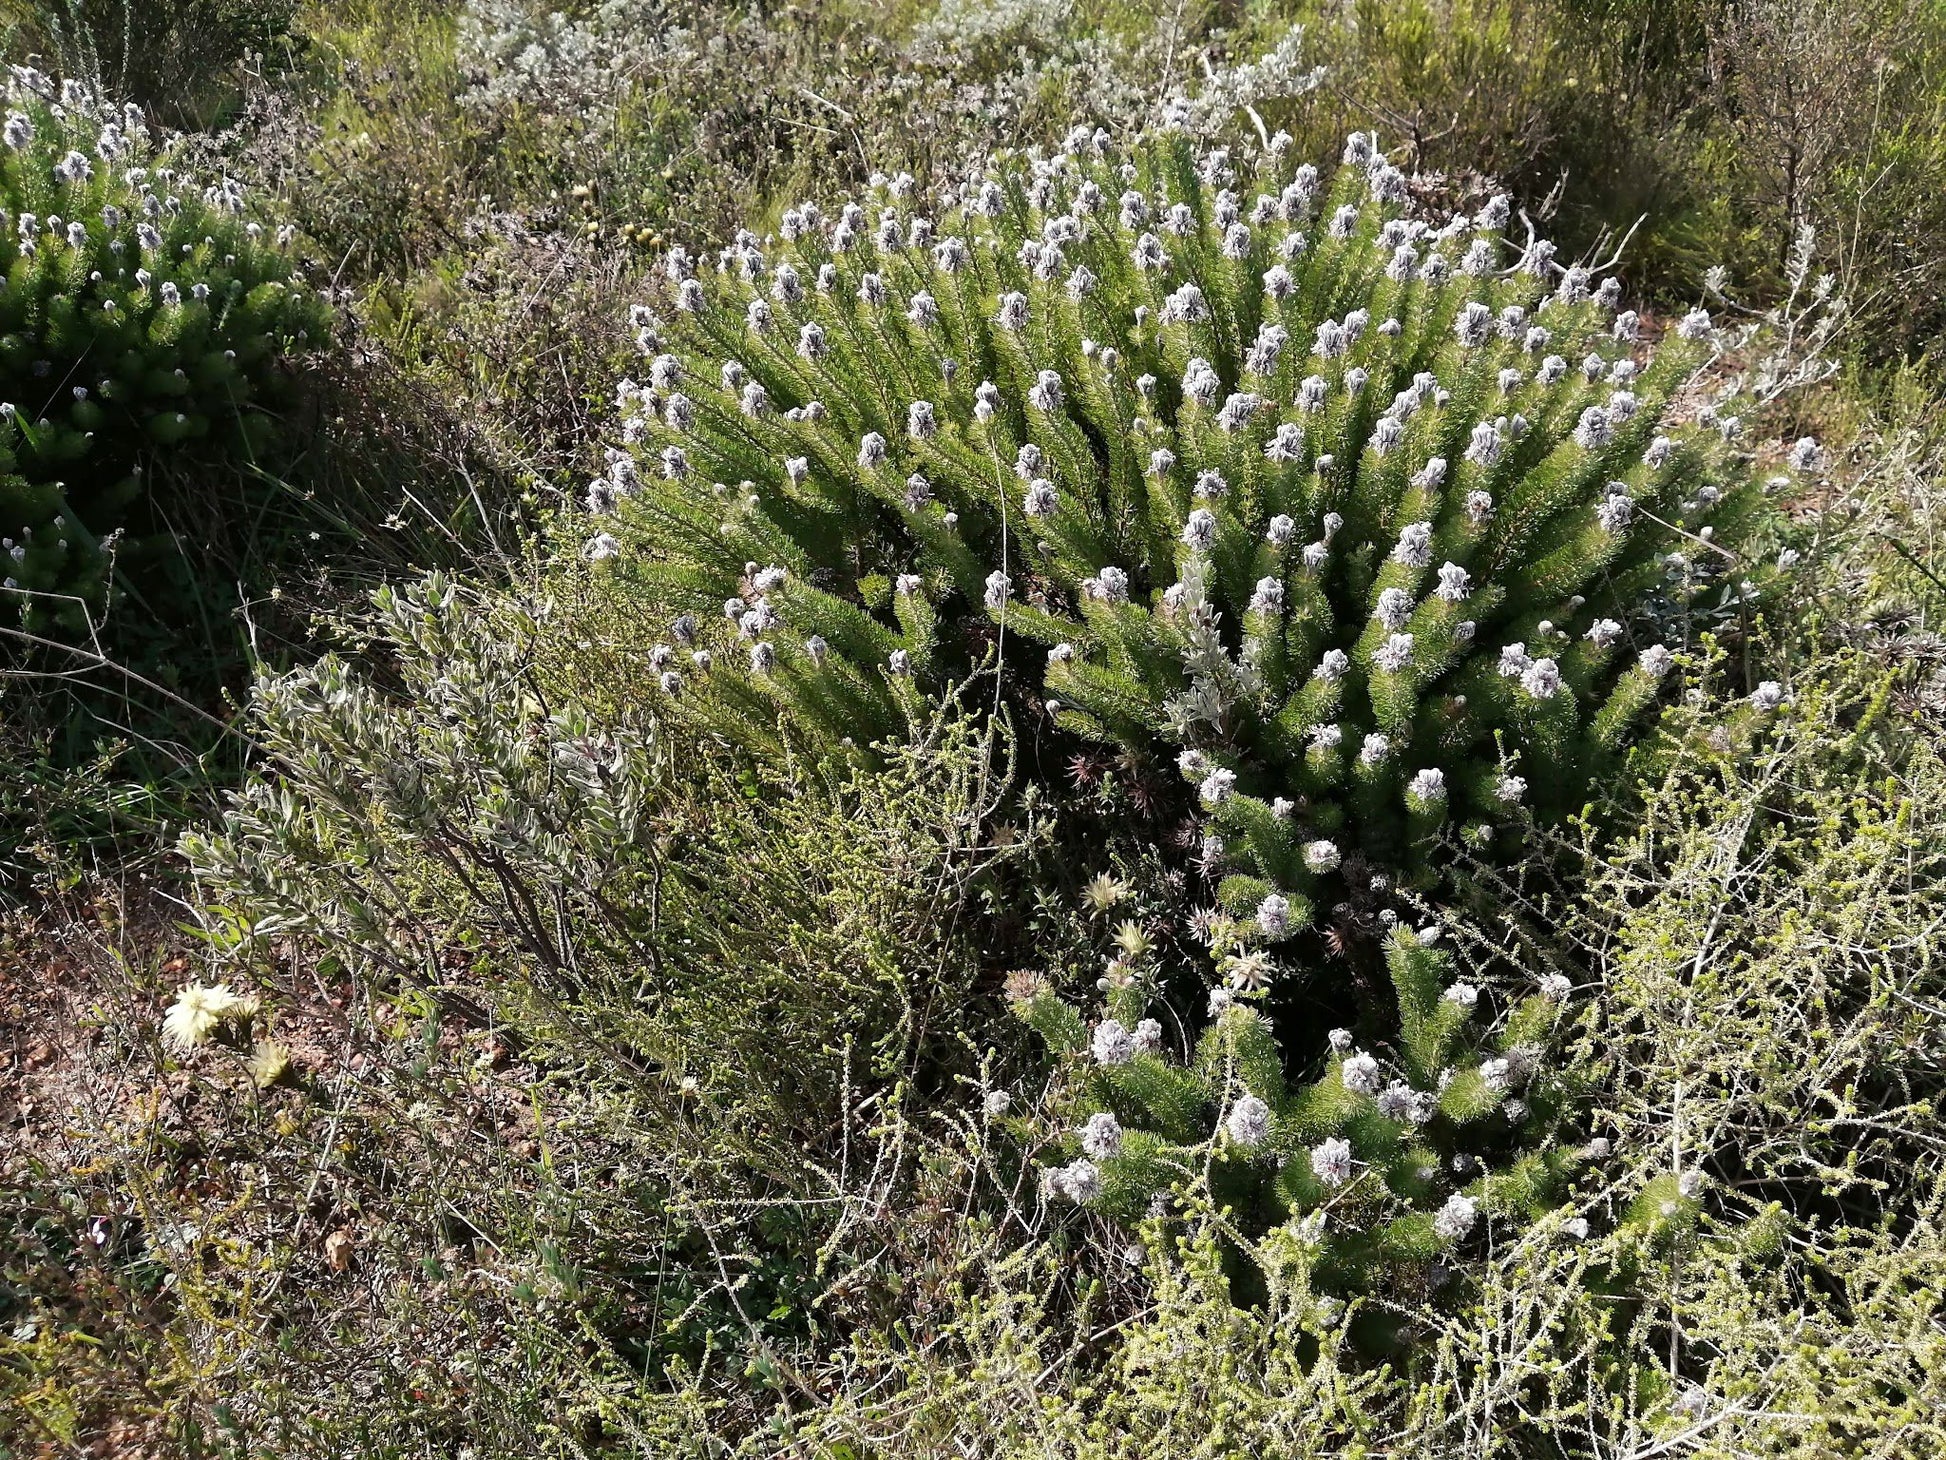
<box><xmin>1311</xmin><ymin>1137</ymin><xmax>1353</xmax><ymax>1187</ymax></box>
<box><xmin>1393</xmin><ymin>521</ymin><xmax>1434</xmax><ymax>568</ymax></box>
<box><xmin>1435</xmin><ymin>562</ymin><xmax>1472</xmax><ymax>601</ymax></box>
<box><xmin>1226</xmin><ymin>1094</ymin><xmax>1272</xmax><ymax>1146</ymax></box>
<box><xmin>162</xmin><ymin>983</ymin><xmax>254</xmax><ymax>1051</ymax></box>
<box><xmin>1342</xmin><ymin>1051</ymin><xmax>1383</xmax><ymax>1095</ymax></box>
<box><xmin>1056</xmin><ymin>1158</ymin><xmax>1102</xmax><ymax>1203</ymax></box>
<box><xmin>1521</xmin><ymin>657</ymin><xmax>1563</xmax><ymax>699</ymax></box>
<box><xmin>1304</xmin><ymin>839</ymin><xmax>1342</xmax><ymax>873</ymax></box>
<box><xmin>1256</xmin><ymin>893</ymin><xmax>1292</xmax><ymax>937</ymax></box>
<box><xmin>1029</xmin><ymin>369</ymin><xmax>1064</xmax><ymax>412</ymax></box>
<box><xmin>1091</xmin><ymin>1019</ymin><xmax>1136</xmax><ymax>1065</ymax></box>
<box><xmin>1081</xmin><ymin>1112</ymin><xmax>1124</xmax><ymax>1160</ymax></box>
<box><xmin>1433</xmin><ymin>1193</ymin><xmax>1479</xmax><ymax>1240</ymax></box>
<box><xmin>1375</xmin><ymin>633</ymin><xmax>1415</xmax><ymax>673</ymax></box>
<box><xmin>1407</xmin><ymin>767</ymin><xmax>1447</xmax><ymax>802</ymax></box>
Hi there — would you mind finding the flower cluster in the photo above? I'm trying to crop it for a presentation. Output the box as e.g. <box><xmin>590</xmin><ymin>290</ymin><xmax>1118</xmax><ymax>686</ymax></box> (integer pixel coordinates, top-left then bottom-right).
<box><xmin>0</xmin><ymin>68</ymin><xmax>328</xmax><ymax>632</ymax></box>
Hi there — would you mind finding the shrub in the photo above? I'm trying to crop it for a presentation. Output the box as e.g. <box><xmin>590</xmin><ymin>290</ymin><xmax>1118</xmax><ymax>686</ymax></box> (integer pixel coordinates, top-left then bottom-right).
<box><xmin>0</xmin><ymin>67</ymin><xmax>328</xmax><ymax>635</ymax></box>
<box><xmin>597</xmin><ymin>124</ymin><xmax>1780</xmax><ymax>940</ymax></box>
<box><xmin>1017</xmin><ymin>920</ymin><xmax>1593</xmax><ymax>1317</ymax></box>
<box><xmin>15</xmin><ymin>0</ymin><xmax>300</xmax><ymax>131</ymax></box>
<box><xmin>180</xmin><ymin>570</ymin><xmax>1018</xmax><ymax>1142</ymax></box>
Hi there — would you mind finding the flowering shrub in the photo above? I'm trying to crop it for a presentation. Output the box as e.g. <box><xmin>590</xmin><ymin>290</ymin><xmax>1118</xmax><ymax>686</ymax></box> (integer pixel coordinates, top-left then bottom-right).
<box><xmin>0</xmin><ymin>68</ymin><xmax>327</xmax><ymax>632</ymax></box>
<box><xmin>596</xmin><ymin>125</ymin><xmax>1778</xmax><ymax>927</ymax></box>
<box><xmin>1018</xmin><ymin>921</ymin><xmax>1594</xmax><ymax>1305</ymax></box>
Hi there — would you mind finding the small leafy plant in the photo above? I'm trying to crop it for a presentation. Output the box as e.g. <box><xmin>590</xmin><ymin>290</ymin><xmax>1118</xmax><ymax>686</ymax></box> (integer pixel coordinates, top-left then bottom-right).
<box><xmin>0</xmin><ymin>67</ymin><xmax>329</xmax><ymax>634</ymax></box>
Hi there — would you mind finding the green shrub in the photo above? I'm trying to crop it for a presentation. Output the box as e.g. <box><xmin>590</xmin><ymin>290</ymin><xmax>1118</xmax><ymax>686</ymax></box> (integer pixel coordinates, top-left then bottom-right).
<box><xmin>1016</xmin><ymin>920</ymin><xmax>1593</xmax><ymax>1316</ymax></box>
<box><xmin>0</xmin><ymin>67</ymin><xmax>329</xmax><ymax>635</ymax></box>
<box><xmin>180</xmin><ymin>569</ymin><xmax>1018</xmax><ymax>1143</ymax></box>
<box><xmin>597</xmin><ymin>124</ymin><xmax>1782</xmax><ymax>944</ymax></box>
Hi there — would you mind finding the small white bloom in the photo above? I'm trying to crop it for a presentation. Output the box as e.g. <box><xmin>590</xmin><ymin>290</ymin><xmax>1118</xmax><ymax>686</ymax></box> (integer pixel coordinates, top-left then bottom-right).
<box><xmin>1304</xmin><ymin>839</ymin><xmax>1342</xmax><ymax>873</ymax></box>
<box><xmin>1057</xmin><ymin>1158</ymin><xmax>1102</xmax><ymax>1203</ymax></box>
<box><xmin>1256</xmin><ymin>893</ymin><xmax>1292</xmax><ymax>937</ymax></box>
<box><xmin>1081</xmin><ymin>1112</ymin><xmax>1124</xmax><ymax>1160</ymax></box>
<box><xmin>1226</xmin><ymin>1095</ymin><xmax>1272</xmax><ymax>1146</ymax></box>
<box><xmin>1407</xmin><ymin>767</ymin><xmax>1446</xmax><ymax>801</ymax></box>
<box><xmin>1433</xmin><ymin>1194</ymin><xmax>1479</xmax><ymax>1240</ymax></box>
<box><xmin>1435</xmin><ymin>562</ymin><xmax>1472</xmax><ymax>601</ymax></box>
<box><xmin>1376</xmin><ymin>587</ymin><xmax>1414</xmax><ymax>631</ymax></box>
<box><xmin>1310</xmin><ymin>1137</ymin><xmax>1353</xmax><ymax>1187</ymax></box>
<box><xmin>1342</xmin><ymin>1051</ymin><xmax>1383</xmax><ymax>1095</ymax></box>
<box><xmin>1521</xmin><ymin>657</ymin><xmax>1563</xmax><ymax>699</ymax></box>
<box><xmin>1091</xmin><ymin>1019</ymin><xmax>1136</xmax><ymax>1065</ymax></box>
<box><xmin>1375</xmin><ymin>633</ymin><xmax>1415</xmax><ymax>673</ymax></box>
<box><xmin>1393</xmin><ymin>521</ymin><xmax>1433</xmax><ymax>568</ymax></box>
<box><xmin>162</xmin><ymin>983</ymin><xmax>252</xmax><ymax>1051</ymax></box>
<box><xmin>1199</xmin><ymin>768</ymin><xmax>1237</xmax><ymax>806</ymax></box>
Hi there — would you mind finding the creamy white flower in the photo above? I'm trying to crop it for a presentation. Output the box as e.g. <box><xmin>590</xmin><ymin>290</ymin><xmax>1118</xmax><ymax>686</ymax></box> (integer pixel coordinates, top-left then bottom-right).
<box><xmin>162</xmin><ymin>983</ymin><xmax>253</xmax><ymax>1051</ymax></box>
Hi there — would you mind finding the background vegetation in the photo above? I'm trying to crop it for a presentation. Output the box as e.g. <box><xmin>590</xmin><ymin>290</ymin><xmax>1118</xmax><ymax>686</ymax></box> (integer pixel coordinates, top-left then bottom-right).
<box><xmin>2</xmin><ymin>0</ymin><xmax>1944</xmax><ymax>1454</ymax></box>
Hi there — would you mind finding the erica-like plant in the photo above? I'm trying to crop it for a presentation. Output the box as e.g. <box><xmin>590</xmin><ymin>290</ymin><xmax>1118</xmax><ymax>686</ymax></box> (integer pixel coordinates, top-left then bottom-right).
<box><xmin>1</xmin><ymin>68</ymin><xmax>329</xmax><ymax>632</ymax></box>
<box><xmin>595</xmin><ymin>123</ymin><xmax>1782</xmax><ymax>924</ymax></box>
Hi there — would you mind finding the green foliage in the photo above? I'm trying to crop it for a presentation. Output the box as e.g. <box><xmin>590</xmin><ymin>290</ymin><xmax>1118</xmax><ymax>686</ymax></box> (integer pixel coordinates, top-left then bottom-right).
<box><xmin>0</xmin><ymin>68</ymin><xmax>328</xmax><ymax>635</ymax></box>
<box><xmin>600</xmin><ymin>125</ymin><xmax>1775</xmax><ymax>930</ymax></box>
<box><xmin>181</xmin><ymin>569</ymin><xmax>1020</xmax><ymax>1143</ymax></box>
<box><xmin>1021</xmin><ymin>923</ymin><xmax>1588</xmax><ymax>1314</ymax></box>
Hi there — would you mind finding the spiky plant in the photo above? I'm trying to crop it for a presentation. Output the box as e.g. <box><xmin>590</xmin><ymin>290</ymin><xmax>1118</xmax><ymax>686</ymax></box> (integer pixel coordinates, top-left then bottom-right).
<box><xmin>598</xmin><ymin>123</ymin><xmax>1780</xmax><ymax>924</ymax></box>
<box><xmin>1016</xmin><ymin>924</ymin><xmax>1616</xmax><ymax>1314</ymax></box>
<box><xmin>0</xmin><ymin>67</ymin><xmax>329</xmax><ymax>633</ymax></box>
<box><xmin>592</xmin><ymin>124</ymin><xmax>1790</xmax><ymax>1282</ymax></box>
